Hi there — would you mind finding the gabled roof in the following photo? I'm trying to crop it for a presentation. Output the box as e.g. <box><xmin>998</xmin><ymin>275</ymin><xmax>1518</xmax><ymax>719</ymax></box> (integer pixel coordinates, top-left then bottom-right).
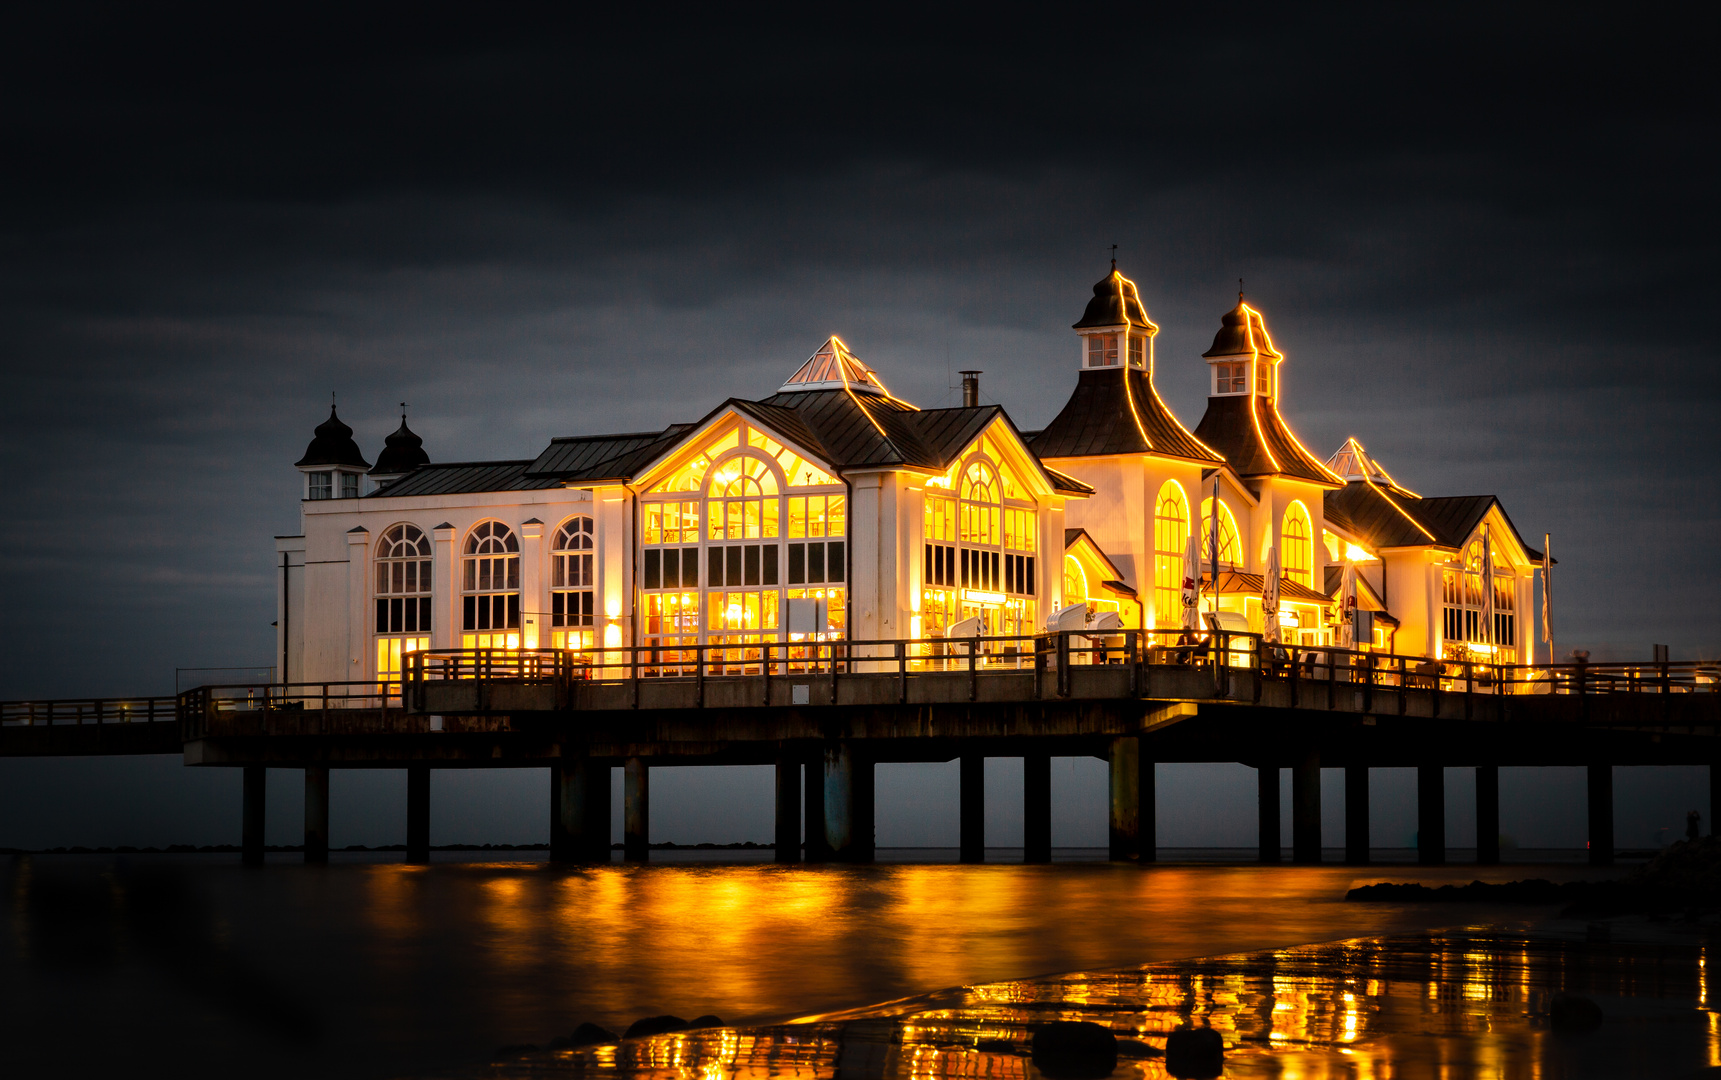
<box><xmin>1324</xmin><ymin>483</ymin><xmax>1546</xmax><ymax>562</ymax></box>
<box><xmin>1192</xmin><ymin>395</ymin><xmax>1343</xmax><ymax>485</ymax></box>
<box><xmin>778</xmin><ymin>336</ymin><xmax>890</xmax><ymax>395</ymax></box>
<box><xmin>370</xmin><ymin>461</ymin><xmax>563</xmax><ymax>497</ymax></box>
<box><xmin>1073</xmin><ymin>266</ymin><xmax>1157</xmax><ymax>331</ymax></box>
<box><xmin>1030</xmin><ymin>367</ymin><xmax>1224</xmax><ymax>463</ymax></box>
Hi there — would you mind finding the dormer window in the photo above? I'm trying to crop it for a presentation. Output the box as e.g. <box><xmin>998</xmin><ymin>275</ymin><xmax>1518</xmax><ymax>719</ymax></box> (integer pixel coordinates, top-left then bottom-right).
<box><xmin>1216</xmin><ymin>362</ymin><xmax>1247</xmax><ymax>395</ymax></box>
<box><xmin>1086</xmin><ymin>334</ymin><xmax>1119</xmax><ymax>367</ymax></box>
<box><xmin>341</xmin><ymin>473</ymin><xmax>359</xmax><ymax>499</ymax></box>
<box><xmin>309</xmin><ymin>471</ymin><xmax>333</xmax><ymax>500</ymax></box>
<box><xmin>1128</xmin><ymin>334</ymin><xmax>1145</xmax><ymax>368</ymax></box>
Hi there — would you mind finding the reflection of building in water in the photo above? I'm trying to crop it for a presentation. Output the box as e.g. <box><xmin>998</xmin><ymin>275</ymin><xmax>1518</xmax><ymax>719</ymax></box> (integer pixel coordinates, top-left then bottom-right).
<box><xmin>531</xmin><ymin>932</ymin><xmax>1712</xmax><ymax>1080</ymax></box>
<box><xmin>277</xmin><ymin>267</ymin><xmax>1545</xmax><ymax>686</ymax></box>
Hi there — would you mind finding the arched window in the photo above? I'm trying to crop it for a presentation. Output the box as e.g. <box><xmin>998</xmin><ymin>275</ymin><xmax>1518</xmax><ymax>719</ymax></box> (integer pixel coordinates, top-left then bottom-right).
<box><xmin>1152</xmin><ymin>481</ymin><xmax>1189</xmax><ymax>627</ymax></box>
<box><xmin>375</xmin><ymin>524</ymin><xmax>431</xmax><ymax>685</ymax></box>
<box><xmin>1063</xmin><ymin>554</ymin><xmax>1087</xmax><ymax>607</ymax></box>
<box><xmin>1440</xmin><ymin>530</ymin><xmax>1516</xmax><ymax>660</ymax></box>
<box><xmin>551</xmin><ymin>517</ymin><xmax>594</xmax><ymax>650</ymax></box>
<box><xmin>704</xmin><ymin>453</ymin><xmax>785</xmax><ymax>651</ymax></box>
<box><xmin>1281</xmin><ymin>501</ymin><xmax>1313</xmax><ymax>587</ymax></box>
<box><xmin>462</xmin><ymin>521</ymin><xmax>520</xmax><ymax>647</ymax></box>
<box><xmin>1198</xmin><ymin>497</ymin><xmax>1242</xmax><ymax>568</ymax></box>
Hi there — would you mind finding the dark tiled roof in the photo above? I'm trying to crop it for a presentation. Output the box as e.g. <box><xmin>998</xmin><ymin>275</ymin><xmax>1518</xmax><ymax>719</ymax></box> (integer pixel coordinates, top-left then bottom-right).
<box><xmin>1029</xmin><ymin>368</ymin><xmax>1223</xmax><ymax>463</ymax></box>
<box><xmin>295</xmin><ymin>406</ymin><xmax>370</xmax><ymax>469</ymax></box>
<box><xmin>524</xmin><ymin>429</ymin><xmax>686</xmax><ymax>480</ymax></box>
<box><xmin>370</xmin><ymin>461</ymin><xmax>562</xmax><ymax>497</ymax></box>
<box><xmin>1073</xmin><ymin>268</ymin><xmax>1156</xmax><ymax>330</ymax></box>
<box><xmin>1192</xmin><ymin>396</ymin><xmax>1341</xmax><ymax>485</ymax></box>
<box><xmin>1324</xmin><ymin>484</ymin><xmax>1547</xmax><ymax>561</ymax></box>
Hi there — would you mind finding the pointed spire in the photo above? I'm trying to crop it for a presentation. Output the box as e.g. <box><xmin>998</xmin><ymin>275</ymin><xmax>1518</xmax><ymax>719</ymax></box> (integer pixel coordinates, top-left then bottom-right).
<box><xmin>778</xmin><ymin>336</ymin><xmax>889</xmax><ymax>395</ymax></box>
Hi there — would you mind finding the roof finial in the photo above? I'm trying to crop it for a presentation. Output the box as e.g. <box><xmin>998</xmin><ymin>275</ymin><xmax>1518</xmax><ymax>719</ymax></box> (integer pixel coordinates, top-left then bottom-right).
<box><xmin>1238</xmin><ymin>278</ymin><xmax>1245</xmax><ymax>303</ymax></box>
<box><xmin>400</xmin><ymin>401</ymin><xmax>408</xmax><ymax>421</ymax></box>
<box><xmin>1110</xmin><ymin>244</ymin><xmax>1118</xmax><ymax>271</ymax></box>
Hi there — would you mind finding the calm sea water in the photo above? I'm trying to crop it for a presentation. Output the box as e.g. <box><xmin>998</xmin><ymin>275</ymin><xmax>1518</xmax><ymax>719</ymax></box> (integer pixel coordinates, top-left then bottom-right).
<box><xmin>0</xmin><ymin>852</ymin><xmax>1639</xmax><ymax>1080</ymax></box>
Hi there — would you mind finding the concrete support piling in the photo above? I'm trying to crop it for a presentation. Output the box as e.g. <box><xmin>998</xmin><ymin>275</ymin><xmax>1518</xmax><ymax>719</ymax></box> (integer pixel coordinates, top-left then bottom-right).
<box><xmin>1292</xmin><ymin>750</ymin><xmax>1321</xmax><ymax>863</ymax></box>
<box><xmin>1588</xmin><ymin>762</ymin><xmax>1614</xmax><ymax>866</ymax></box>
<box><xmin>1712</xmin><ymin>761</ymin><xmax>1719</xmax><ymax>837</ymax></box>
<box><xmin>1108</xmin><ymin>737</ymin><xmax>1139</xmax><ymax>862</ymax></box>
<box><xmin>804</xmin><ymin>755</ymin><xmax>827</xmax><ymax>862</ymax></box>
<box><xmin>406</xmin><ymin>765</ymin><xmax>430</xmax><ymax>864</ymax></box>
<box><xmin>1141</xmin><ymin>752</ymin><xmax>1157</xmax><ymax>864</ymax></box>
<box><xmin>959</xmin><ymin>753</ymin><xmax>985</xmax><ymax>863</ymax></box>
<box><xmin>1417</xmin><ymin>765</ymin><xmax>1445</xmax><ymax>865</ymax></box>
<box><xmin>1024</xmin><ymin>751</ymin><xmax>1052</xmax><ymax>864</ymax></box>
<box><xmin>624</xmin><ymin>757</ymin><xmax>650</xmax><ymax>862</ymax></box>
<box><xmin>1344</xmin><ymin>764</ymin><xmax>1369</xmax><ymax>865</ymax></box>
<box><xmin>823</xmin><ymin>743</ymin><xmax>873</xmax><ymax>863</ymax></box>
<box><xmin>1257</xmin><ymin>764</ymin><xmax>1281</xmax><ymax>863</ymax></box>
<box><xmin>774</xmin><ymin>757</ymin><xmax>800</xmax><ymax>863</ymax></box>
<box><xmin>552</xmin><ymin>756</ymin><xmax>609</xmax><ymax>864</ymax></box>
<box><xmin>303</xmin><ymin>765</ymin><xmax>329</xmax><ymax>864</ymax></box>
<box><xmin>1476</xmin><ymin>765</ymin><xmax>1500</xmax><ymax>865</ymax></box>
<box><xmin>242</xmin><ymin>765</ymin><xmax>266</xmax><ymax>867</ymax></box>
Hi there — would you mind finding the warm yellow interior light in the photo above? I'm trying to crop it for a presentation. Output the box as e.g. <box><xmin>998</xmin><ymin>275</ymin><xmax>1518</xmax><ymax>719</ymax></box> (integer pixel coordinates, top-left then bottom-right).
<box><xmin>1345</xmin><ymin>543</ymin><xmax>1377</xmax><ymax>562</ymax></box>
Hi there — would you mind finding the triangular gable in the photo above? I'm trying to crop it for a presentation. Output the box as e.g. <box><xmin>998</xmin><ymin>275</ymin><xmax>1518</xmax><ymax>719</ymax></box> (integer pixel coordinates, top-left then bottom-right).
<box><xmin>1063</xmin><ymin>528</ymin><xmax>1137</xmax><ymax>601</ymax></box>
<box><xmin>918</xmin><ymin>414</ymin><xmax>1089</xmax><ymax>502</ymax></box>
<box><xmin>630</xmin><ymin>401</ymin><xmax>844</xmax><ymax>494</ymax></box>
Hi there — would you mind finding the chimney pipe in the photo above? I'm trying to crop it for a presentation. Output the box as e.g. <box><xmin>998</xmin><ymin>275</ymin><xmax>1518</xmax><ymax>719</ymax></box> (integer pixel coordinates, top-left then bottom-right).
<box><xmin>959</xmin><ymin>370</ymin><xmax>982</xmax><ymax>408</ymax></box>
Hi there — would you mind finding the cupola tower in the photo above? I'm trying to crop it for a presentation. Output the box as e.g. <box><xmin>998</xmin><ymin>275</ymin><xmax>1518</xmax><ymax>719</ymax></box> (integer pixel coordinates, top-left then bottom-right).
<box><xmin>1072</xmin><ymin>261</ymin><xmax>1157</xmax><ymax>371</ymax></box>
<box><xmin>369</xmin><ymin>407</ymin><xmax>430</xmax><ymax>491</ymax></box>
<box><xmin>295</xmin><ymin>403</ymin><xmax>371</xmax><ymax>500</ymax></box>
<box><xmin>1201</xmin><ymin>291</ymin><xmax>1283</xmax><ymax>398</ymax></box>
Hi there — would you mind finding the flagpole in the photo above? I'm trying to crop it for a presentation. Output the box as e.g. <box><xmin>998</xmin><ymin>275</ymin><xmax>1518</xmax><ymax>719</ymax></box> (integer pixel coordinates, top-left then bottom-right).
<box><xmin>1542</xmin><ymin>532</ymin><xmax>1553</xmax><ymax>668</ymax></box>
<box><xmin>1210</xmin><ymin>475</ymin><xmax>1220</xmax><ymax>617</ymax></box>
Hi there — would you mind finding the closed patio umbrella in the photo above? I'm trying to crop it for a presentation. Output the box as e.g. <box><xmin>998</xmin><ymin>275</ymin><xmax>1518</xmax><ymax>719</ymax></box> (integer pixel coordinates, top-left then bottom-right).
<box><xmin>1262</xmin><ymin>542</ymin><xmax>1281</xmax><ymax>644</ymax></box>
<box><xmin>1181</xmin><ymin>529</ymin><xmax>1201</xmax><ymax>632</ymax></box>
<box><xmin>1336</xmin><ymin>560</ymin><xmax>1358</xmax><ymax>650</ymax></box>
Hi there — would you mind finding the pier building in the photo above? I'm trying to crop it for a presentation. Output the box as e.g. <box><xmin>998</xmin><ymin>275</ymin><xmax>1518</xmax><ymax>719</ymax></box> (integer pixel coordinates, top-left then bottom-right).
<box><xmin>278</xmin><ymin>265</ymin><xmax>1544</xmax><ymax>684</ymax></box>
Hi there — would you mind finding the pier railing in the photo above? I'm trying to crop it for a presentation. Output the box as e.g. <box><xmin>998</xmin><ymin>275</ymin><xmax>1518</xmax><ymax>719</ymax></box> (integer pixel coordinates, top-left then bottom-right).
<box><xmin>175</xmin><ymin>681</ymin><xmax>400</xmax><ymax>740</ymax></box>
<box><xmin>1</xmin><ymin>696</ymin><xmax>178</xmax><ymax>727</ymax></box>
<box><xmin>399</xmin><ymin>631</ymin><xmax>1720</xmax><ymax>705</ymax></box>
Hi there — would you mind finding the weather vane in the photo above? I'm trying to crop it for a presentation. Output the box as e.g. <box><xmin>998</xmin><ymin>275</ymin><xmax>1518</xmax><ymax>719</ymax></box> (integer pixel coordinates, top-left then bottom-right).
<box><xmin>1239</xmin><ymin>278</ymin><xmax>1245</xmax><ymax>301</ymax></box>
<box><xmin>1110</xmin><ymin>243</ymin><xmax>1118</xmax><ymax>269</ymax></box>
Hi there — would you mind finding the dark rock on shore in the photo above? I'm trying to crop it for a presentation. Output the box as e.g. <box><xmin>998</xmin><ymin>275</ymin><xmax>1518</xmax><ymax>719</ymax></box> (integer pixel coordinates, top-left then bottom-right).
<box><xmin>1031</xmin><ymin>1021</ymin><xmax>1117</xmax><ymax>1079</ymax></box>
<box><xmin>547</xmin><ymin>1022</ymin><xmax>618</xmax><ymax>1050</ymax></box>
<box><xmin>624</xmin><ymin>1015</ymin><xmax>689</xmax><ymax>1038</ymax></box>
<box><xmin>1346</xmin><ymin>838</ymin><xmax>1721</xmax><ymax>916</ymax></box>
<box><xmin>1165</xmin><ymin>1026</ymin><xmax>1224</xmax><ymax>1078</ymax></box>
<box><xmin>687</xmin><ymin>1014</ymin><xmax>724</xmax><ymax>1029</ymax></box>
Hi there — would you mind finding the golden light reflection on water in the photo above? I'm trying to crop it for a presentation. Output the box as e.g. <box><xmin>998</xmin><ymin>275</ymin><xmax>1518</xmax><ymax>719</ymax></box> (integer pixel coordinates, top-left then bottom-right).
<box><xmin>499</xmin><ymin>930</ymin><xmax>1718</xmax><ymax>1080</ymax></box>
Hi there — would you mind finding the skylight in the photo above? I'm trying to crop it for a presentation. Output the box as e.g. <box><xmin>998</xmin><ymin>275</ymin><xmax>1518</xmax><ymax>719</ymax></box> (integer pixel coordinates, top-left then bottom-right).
<box><xmin>779</xmin><ymin>336</ymin><xmax>888</xmax><ymax>395</ymax></box>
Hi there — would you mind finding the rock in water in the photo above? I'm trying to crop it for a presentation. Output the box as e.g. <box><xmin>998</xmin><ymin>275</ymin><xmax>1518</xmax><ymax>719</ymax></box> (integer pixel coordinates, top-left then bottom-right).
<box><xmin>1165</xmin><ymin>1026</ymin><xmax>1224</xmax><ymax>1078</ymax></box>
<box><xmin>1549</xmin><ymin>993</ymin><xmax>1604</xmax><ymax>1032</ymax></box>
<box><xmin>687</xmin><ymin>1014</ymin><xmax>724</xmax><ymax>1029</ymax></box>
<box><xmin>624</xmin><ymin>1015</ymin><xmax>689</xmax><ymax>1038</ymax></box>
<box><xmin>548</xmin><ymin>1023</ymin><xmax>619</xmax><ymax>1050</ymax></box>
<box><xmin>1030</xmin><ymin>1021</ymin><xmax>1117</xmax><ymax>1078</ymax></box>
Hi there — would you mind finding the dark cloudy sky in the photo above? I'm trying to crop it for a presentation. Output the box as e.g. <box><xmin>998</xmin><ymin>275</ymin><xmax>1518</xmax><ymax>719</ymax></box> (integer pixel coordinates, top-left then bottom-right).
<box><xmin>0</xmin><ymin>4</ymin><xmax>1715</xmax><ymax>849</ymax></box>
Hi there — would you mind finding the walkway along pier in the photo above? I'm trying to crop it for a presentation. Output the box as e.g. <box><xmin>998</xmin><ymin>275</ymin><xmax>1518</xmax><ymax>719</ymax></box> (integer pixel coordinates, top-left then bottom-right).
<box><xmin>6</xmin><ymin>630</ymin><xmax>1719</xmax><ymax>869</ymax></box>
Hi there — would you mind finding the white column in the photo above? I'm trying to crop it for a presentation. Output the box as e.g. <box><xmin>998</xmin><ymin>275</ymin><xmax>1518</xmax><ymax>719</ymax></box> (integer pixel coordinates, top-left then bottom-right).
<box><xmin>521</xmin><ymin>518</ymin><xmax>544</xmax><ymax>649</ymax></box>
<box><xmin>434</xmin><ymin>523</ymin><xmax>456</xmax><ymax>650</ymax></box>
<box><xmin>346</xmin><ymin>528</ymin><xmax>370</xmax><ymax>682</ymax></box>
<box><xmin>597</xmin><ymin>490</ymin><xmax>629</xmax><ymax>649</ymax></box>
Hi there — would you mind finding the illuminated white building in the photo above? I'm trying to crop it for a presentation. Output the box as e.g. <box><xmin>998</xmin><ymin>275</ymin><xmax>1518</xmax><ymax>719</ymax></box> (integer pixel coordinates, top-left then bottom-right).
<box><xmin>276</xmin><ymin>266</ymin><xmax>1543</xmax><ymax>685</ymax></box>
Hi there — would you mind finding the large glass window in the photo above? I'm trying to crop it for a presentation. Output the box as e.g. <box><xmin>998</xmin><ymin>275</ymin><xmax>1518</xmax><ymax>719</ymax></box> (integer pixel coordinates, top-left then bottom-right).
<box><xmin>551</xmin><ymin>517</ymin><xmax>594</xmax><ymax>650</ymax></box>
<box><xmin>375</xmin><ymin>523</ymin><xmax>431</xmax><ymax>688</ymax></box>
<box><xmin>1281</xmin><ymin>501</ymin><xmax>1313</xmax><ymax>587</ymax></box>
<box><xmin>1198</xmin><ymin>497</ymin><xmax>1242</xmax><ymax>569</ymax></box>
<box><xmin>1086</xmin><ymin>334</ymin><xmax>1119</xmax><ymax>367</ymax></box>
<box><xmin>1441</xmin><ymin>531</ymin><xmax>1516</xmax><ymax>662</ymax></box>
<box><xmin>462</xmin><ymin>521</ymin><xmax>520</xmax><ymax>648</ymax></box>
<box><xmin>642</xmin><ymin>424</ymin><xmax>846</xmax><ymax>670</ymax></box>
<box><xmin>1153</xmin><ymin>481</ymin><xmax>1189</xmax><ymax>627</ymax></box>
<box><xmin>924</xmin><ymin>454</ymin><xmax>1038</xmax><ymax>641</ymax></box>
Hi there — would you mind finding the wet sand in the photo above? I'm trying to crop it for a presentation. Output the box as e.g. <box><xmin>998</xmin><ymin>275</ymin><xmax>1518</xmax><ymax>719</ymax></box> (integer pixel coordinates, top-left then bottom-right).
<box><xmin>492</xmin><ymin>923</ymin><xmax>1721</xmax><ymax>1079</ymax></box>
<box><xmin>0</xmin><ymin>855</ymin><xmax>1649</xmax><ymax>1080</ymax></box>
